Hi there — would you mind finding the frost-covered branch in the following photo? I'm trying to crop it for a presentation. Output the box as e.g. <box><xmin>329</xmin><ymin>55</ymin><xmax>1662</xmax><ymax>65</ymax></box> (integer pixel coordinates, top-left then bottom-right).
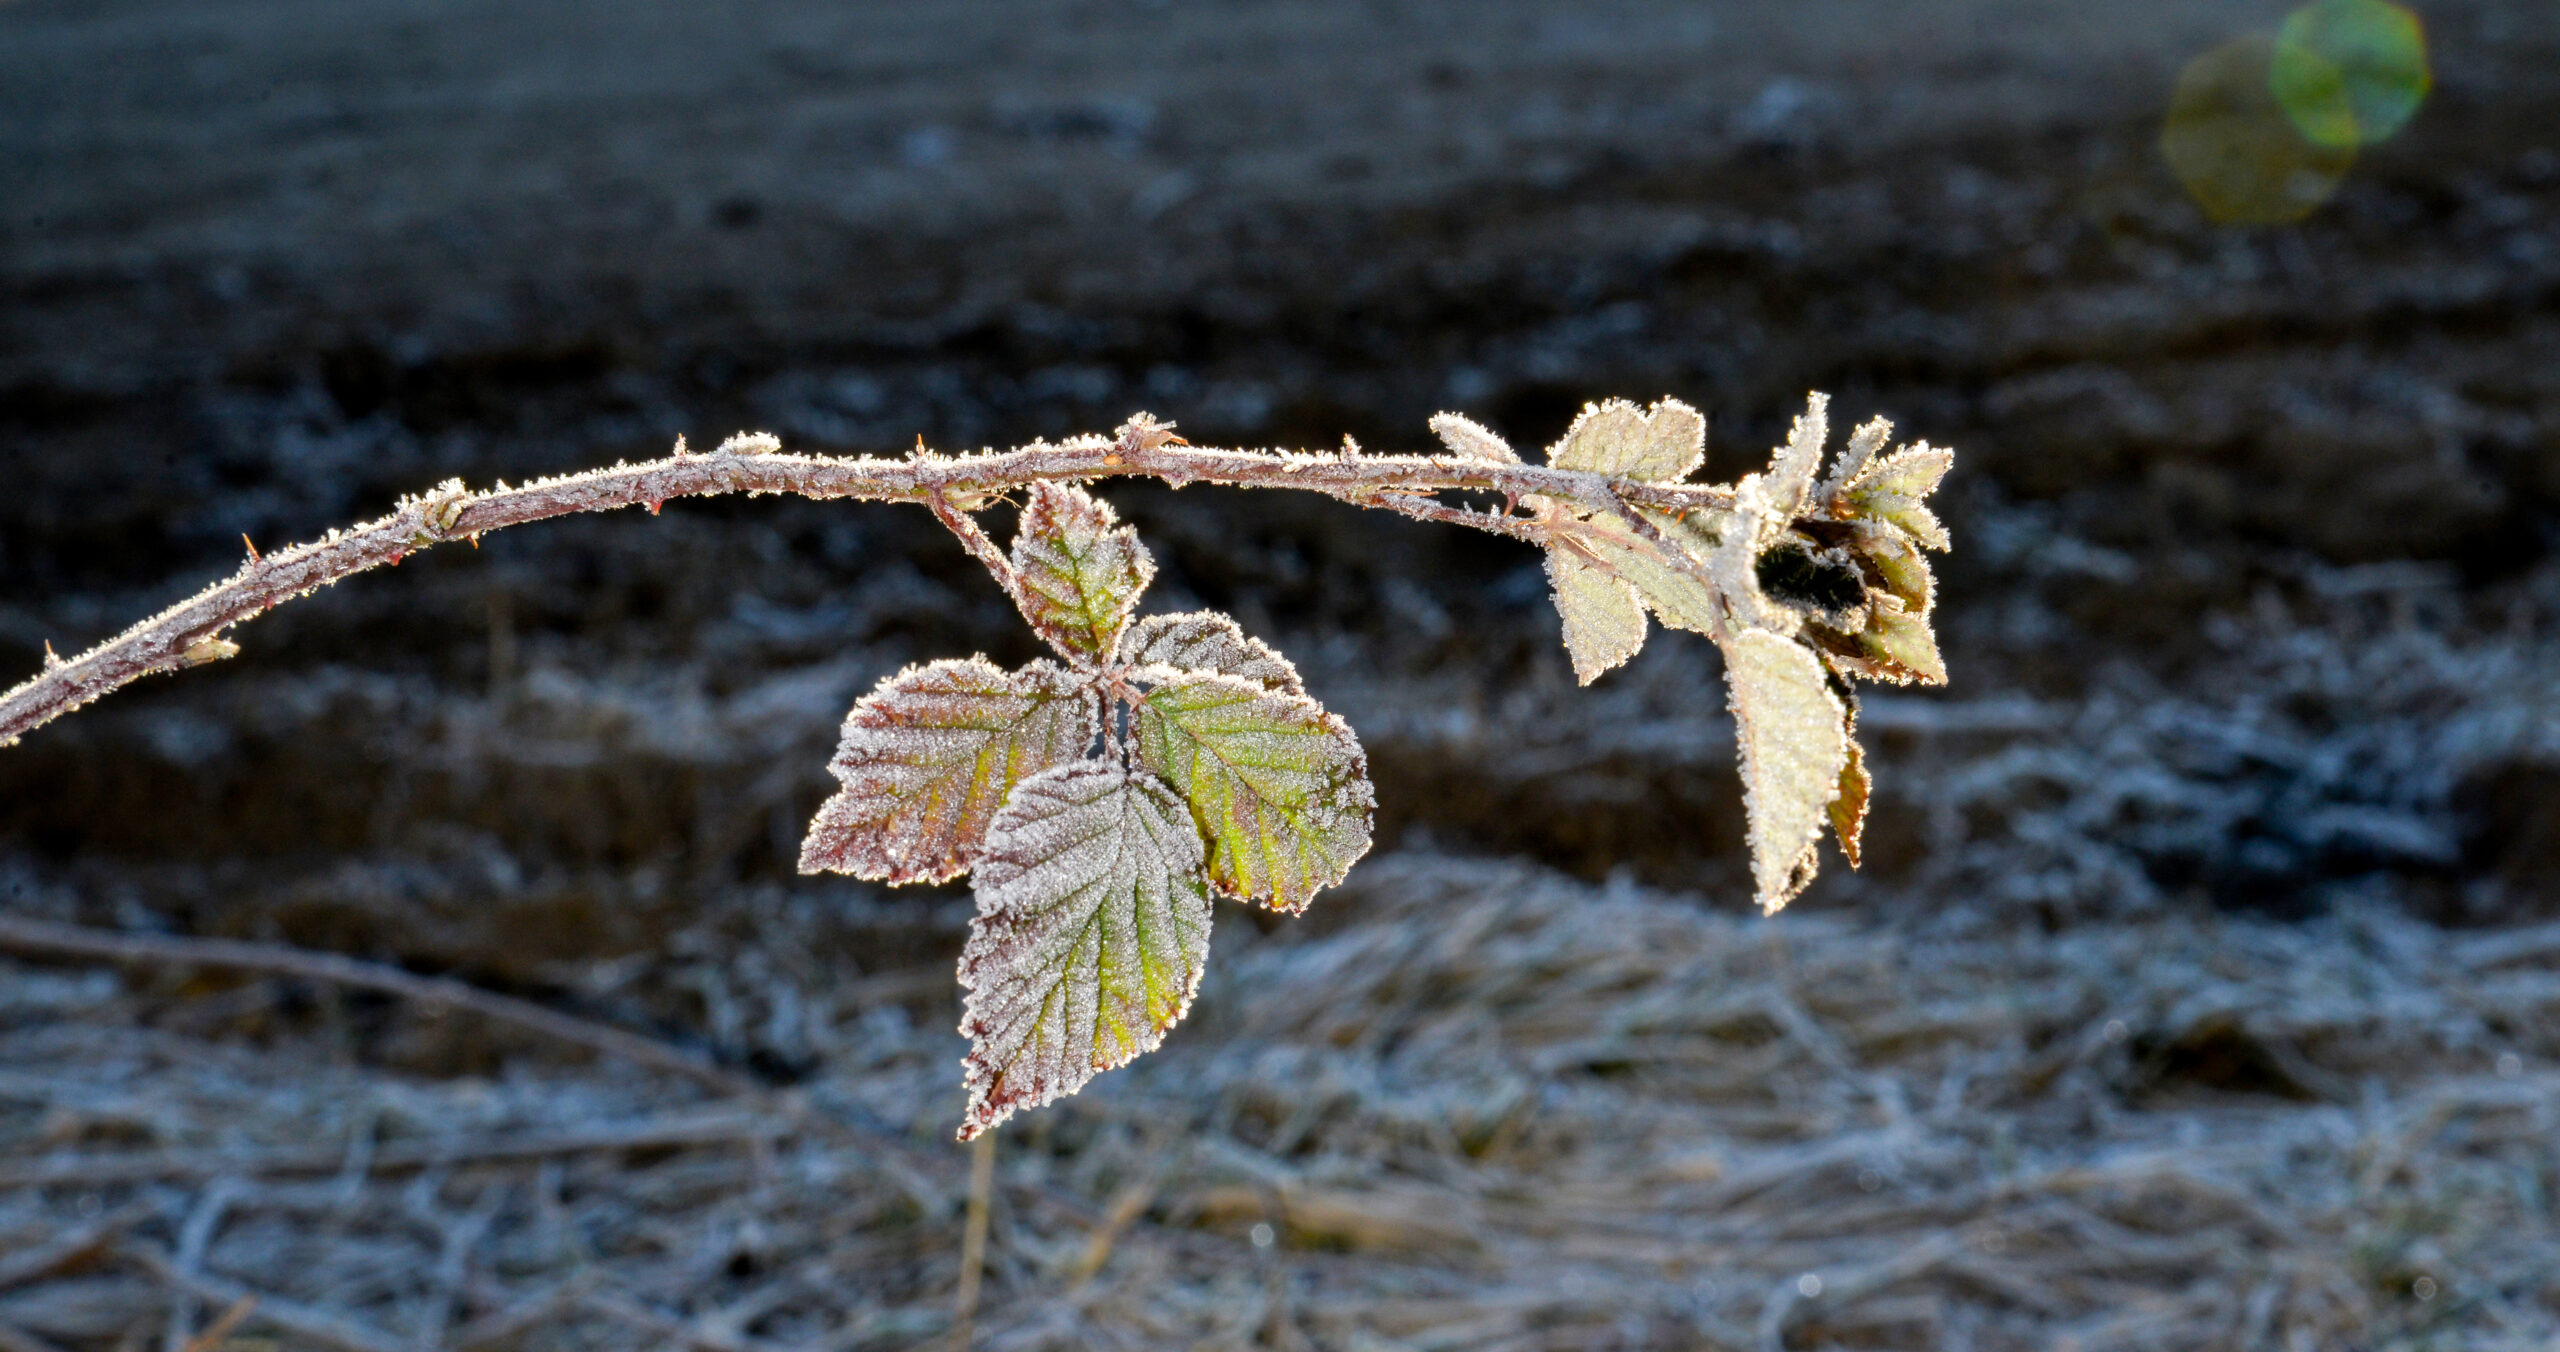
<box><xmin>3</xmin><ymin>394</ymin><xmax>1953</xmax><ymax>1140</ymax></box>
<box><xmin>0</xmin><ymin>416</ymin><xmax>1727</xmax><ymax>748</ymax></box>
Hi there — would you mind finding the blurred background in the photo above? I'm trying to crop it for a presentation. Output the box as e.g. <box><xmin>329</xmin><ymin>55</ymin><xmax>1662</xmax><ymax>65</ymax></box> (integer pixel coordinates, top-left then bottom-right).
<box><xmin>1</xmin><ymin>0</ymin><xmax>2556</xmax><ymax>1347</ymax></box>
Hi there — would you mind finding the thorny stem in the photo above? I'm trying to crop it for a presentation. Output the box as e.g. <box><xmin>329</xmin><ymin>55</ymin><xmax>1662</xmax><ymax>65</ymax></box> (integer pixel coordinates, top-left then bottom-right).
<box><xmin>925</xmin><ymin>490</ymin><xmax>1033</xmax><ymax>615</ymax></box>
<box><xmin>0</xmin><ymin>415</ymin><xmax>1738</xmax><ymax>747</ymax></box>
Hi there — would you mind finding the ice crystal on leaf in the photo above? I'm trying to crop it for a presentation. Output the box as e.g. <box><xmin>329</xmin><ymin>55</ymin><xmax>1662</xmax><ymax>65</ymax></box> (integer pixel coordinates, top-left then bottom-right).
<box><xmin>1119</xmin><ymin>611</ymin><xmax>1304</xmax><ymax>696</ymax></box>
<box><xmin>1008</xmin><ymin>481</ymin><xmax>1155</xmax><ymax>665</ymax></box>
<box><xmin>1426</xmin><ymin>412</ymin><xmax>1521</xmax><ymax>464</ymax></box>
<box><xmin>1723</xmin><ymin>628</ymin><xmax>1851</xmax><ymax>912</ymax></box>
<box><xmin>1132</xmin><ymin>671</ymin><xmax>1375</xmax><ymax>912</ymax></box>
<box><xmin>956</xmin><ymin>762</ymin><xmax>1212</xmax><ymax>1140</ymax></box>
<box><xmin>1544</xmin><ymin>546</ymin><xmax>1647</xmax><ymax>685</ymax></box>
<box><xmin>1547</xmin><ymin>397</ymin><xmax>1706</xmax><ymax>483</ymax></box>
<box><xmin>799</xmin><ymin>658</ymin><xmax>1096</xmax><ymax>883</ymax></box>
<box><xmin>1438</xmin><ymin>391</ymin><xmax>1951</xmax><ymax>910</ymax></box>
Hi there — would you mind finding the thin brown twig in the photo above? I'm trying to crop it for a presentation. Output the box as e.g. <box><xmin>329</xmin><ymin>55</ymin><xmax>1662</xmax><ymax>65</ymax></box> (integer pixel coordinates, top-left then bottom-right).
<box><xmin>0</xmin><ymin>913</ymin><xmax>758</xmax><ymax>1097</ymax></box>
<box><xmin>0</xmin><ymin>418</ymin><xmax>1731</xmax><ymax>747</ymax></box>
<box><xmin>951</xmin><ymin>1130</ymin><xmax>996</xmax><ymax>1352</ymax></box>
<box><xmin>0</xmin><ymin>1198</ymin><xmax>158</xmax><ymax>1290</ymax></box>
<box><xmin>179</xmin><ymin>1297</ymin><xmax>256</xmax><ymax>1352</ymax></box>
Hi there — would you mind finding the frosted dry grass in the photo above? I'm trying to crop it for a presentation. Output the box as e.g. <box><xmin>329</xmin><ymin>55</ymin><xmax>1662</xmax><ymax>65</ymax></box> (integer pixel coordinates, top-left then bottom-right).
<box><xmin>3</xmin><ymin>852</ymin><xmax>2552</xmax><ymax>1352</ymax></box>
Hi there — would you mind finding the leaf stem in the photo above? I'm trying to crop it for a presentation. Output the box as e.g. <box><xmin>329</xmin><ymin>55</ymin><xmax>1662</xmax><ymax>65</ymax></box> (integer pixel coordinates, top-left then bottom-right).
<box><xmin>0</xmin><ymin>419</ymin><xmax>1735</xmax><ymax>747</ymax></box>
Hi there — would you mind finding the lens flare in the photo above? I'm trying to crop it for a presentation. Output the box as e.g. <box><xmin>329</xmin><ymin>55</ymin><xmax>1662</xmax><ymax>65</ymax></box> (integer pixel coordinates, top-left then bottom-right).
<box><xmin>2163</xmin><ymin>37</ymin><xmax>2355</xmax><ymax>226</ymax></box>
<box><xmin>2272</xmin><ymin>0</ymin><xmax>2431</xmax><ymax>149</ymax></box>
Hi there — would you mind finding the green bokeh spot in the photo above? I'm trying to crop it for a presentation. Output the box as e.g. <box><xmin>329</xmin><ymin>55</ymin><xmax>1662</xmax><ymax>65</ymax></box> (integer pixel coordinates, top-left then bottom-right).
<box><xmin>2272</xmin><ymin>0</ymin><xmax>2431</xmax><ymax>148</ymax></box>
<box><xmin>2164</xmin><ymin>38</ymin><xmax>2354</xmax><ymax>227</ymax></box>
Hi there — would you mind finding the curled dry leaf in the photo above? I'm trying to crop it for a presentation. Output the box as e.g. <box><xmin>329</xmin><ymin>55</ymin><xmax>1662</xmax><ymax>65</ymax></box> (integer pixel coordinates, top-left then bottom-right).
<box><xmin>957</xmin><ymin>761</ymin><xmax>1213</xmax><ymax>1140</ymax></box>
<box><xmin>1721</xmin><ymin>627</ymin><xmax>1850</xmax><ymax>912</ymax></box>
<box><xmin>1119</xmin><ymin>611</ymin><xmax>1304</xmax><ymax>696</ymax></box>
<box><xmin>799</xmin><ymin>658</ymin><xmax>1096</xmax><ymax>884</ymax></box>
<box><xmin>1010</xmin><ymin>481</ymin><xmax>1156</xmax><ymax>664</ymax></box>
<box><xmin>1830</xmin><ymin>734</ymin><xmax>1871</xmax><ymax>869</ymax></box>
<box><xmin>1131</xmin><ymin>671</ymin><xmax>1375</xmax><ymax>912</ymax></box>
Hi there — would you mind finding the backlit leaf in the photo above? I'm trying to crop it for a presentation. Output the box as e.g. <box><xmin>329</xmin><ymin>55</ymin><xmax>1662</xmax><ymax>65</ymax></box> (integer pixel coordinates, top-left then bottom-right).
<box><xmin>1562</xmin><ymin>508</ymin><xmax>1729</xmax><ymax>638</ymax></box>
<box><xmin>1544</xmin><ymin>546</ymin><xmax>1647</xmax><ymax>684</ymax></box>
<box><xmin>956</xmin><ymin>762</ymin><xmax>1212</xmax><ymax>1140</ymax></box>
<box><xmin>1132</xmin><ymin>672</ymin><xmax>1374</xmax><ymax>912</ymax></box>
<box><xmin>1761</xmin><ymin>392</ymin><xmax>1830</xmax><ymax>520</ymax></box>
<box><xmin>1120</xmin><ymin>611</ymin><xmax>1304</xmax><ymax>696</ymax></box>
<box><xmin>1830</xmin><ymin>736</ymin><xmax>1870</xmax><ymax>869</ymax></box>
<box><xmin>1818</xmin><ymin>414</ymin><xmax>1895</xmax><ymax>502</ymax></box>
<box><xmin>1841</xmin><ymin>447</ymin><xmax>1954</xmax><ymax>550</ymax></box>
<box><xmin>799</xmin><ymin>658</ymin><xmax>1096</xmax><ymax>884</ymax></box>
<box><xmin>1547</xmin><ymin>398</ymin><xmax>1706</xmax><ymax>483</ymax></box>
<box><xmin>1010</xmin><ymin>481</ymin><xmax>1155</xmax><ymax>664</ymax></box>
<box><xmin>1811</xmin><ymin>595</ymin><xmax>1947</xmax><ymax>686</ymax></box>
<box><xmin>1855</xmin><ymin>525</ymin><xmax>1936</xmax><ymax>615</ymax></box>
<box><xmin>1427</xmin><ymin>412</ymin><xmax>1521</xmax><ymax>464</ymax></box>
<box><xmin>1723</xmin><ymin>628</ymin><xmax>1850</xmax><ymax>912</ymax></box>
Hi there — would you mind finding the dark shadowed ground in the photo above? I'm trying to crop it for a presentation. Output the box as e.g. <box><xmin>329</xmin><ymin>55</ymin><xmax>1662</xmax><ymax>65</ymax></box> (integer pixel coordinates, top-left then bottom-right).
<box><xmin>1</xmin><ymin>1</ymin><xmax>2557</xmax><ymax>1348</ymax></box>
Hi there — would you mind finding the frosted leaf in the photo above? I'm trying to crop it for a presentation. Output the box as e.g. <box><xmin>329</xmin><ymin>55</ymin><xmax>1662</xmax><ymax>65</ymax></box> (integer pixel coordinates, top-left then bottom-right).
<box><xmin>799</xmin><ymin>658</ymin><xmax>1096</xmax><ymax>884</ymax></box>
<box><xmin>1427</xmin><ymin>412</ymin><xmax>1521</xmax><ymax>464</ymax></box>
<box><xmin>1563</xmin><ymin>509</ymin><xmax>1727</xmax><ymax>638</ymax></box>
<box><xmin>1132</xmin><ymin>672</ymin><xmax>1374</xmax><ymax>912</ymax></box>
<box><xmin>1854</xmin><ymin>524</ymin><xmax>1936</xmax><ymax>615</ymax></box>
<box><xmin>1830</xmin><ymin>736</ymin><xmax>1871</xmax><ymax>869</ymax></box>
<box><xmin>1547</xmin><ymin>398</ymin><xmax>1706</xmax><ymax>483</ymax></box>
<box><xmin>1841</xmin><ymin>446</ymin><xmax>1954</xmax><ymax>551</ymax></box>
<box><xmin>1761</xmin><ymin>392</ymin><xmax>1831</xmax><ymax>520</ymax></box>
<box><xmin>1544</xmin><ymin>546</ymin><xmax>1647</xmax><ymax>684</ymax></box>
<box><xmin>957</xmin><ymin>762</ymin><xmax>1211</xmax><ymax>1140</ymax></box>
<box><xmin>1810</xmin><ymin>595</ymin><xmax>1946</xmax><ymax>686</ymax></box>
<box><xmin>1722</xmin><ymin>628</ymin><xmax>1849</xmax><ymax>912</ymax></box>
<box><xmin>1119</xmin><ymin>611</ymin><xmax>1304</xmax><ymax>696</ymax></box>
<box><xmin>1706</xmin><ymin>475</ymin><xmax>1800</xmax><ymax>636</ymax></box>
<box><xmin>1009</xmin><ymin>481</ymin><xmax>1156</xmax><ymax>664</ymax></box>
<box><xmin>1819</xmin><ymin>415</ymin><xmax>1895</xmax><ymax>502</ymax></box>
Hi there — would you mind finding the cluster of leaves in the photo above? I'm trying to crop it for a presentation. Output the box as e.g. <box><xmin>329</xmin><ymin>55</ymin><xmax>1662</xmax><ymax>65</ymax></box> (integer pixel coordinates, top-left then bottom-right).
<box><xmin>802</xmin><ymin>395</ymin><xmax>1949</xmax><ymax>1138</ymax></box>
<box><xmin>1431</xmin><ymin>393</ymin><xmax>1949</xmax><ymax>910</ymax></box>
<box><xmin>799</xmin><ymin>482</ymin><xmax>1373</xmax><ymax>1139</ymax></box>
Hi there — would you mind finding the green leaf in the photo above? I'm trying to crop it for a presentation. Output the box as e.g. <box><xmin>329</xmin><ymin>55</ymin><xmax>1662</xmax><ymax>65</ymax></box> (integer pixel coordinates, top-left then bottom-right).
<box><xmin>957</xmin><ymin>762</ymin><xmax>1212</xmax><ymax>1140</ymax></box>
<box><xmin>1811</xmin><ymin>595</ymin><xmax>1946</xmax><ymax>687</ymax></box>
<box><xmin>1119</xmin><ymin>611</ymin><xmax>1304</xmax><ymax>696</ymax></box>
<box><xmin>1547</xmin><ymin>397</ymin><xmax>1706</xmax><ymax>483</ymax></box>
<box><xmin>799</xmin><ymin>658</ymin><xmax>1096</xmax><ymax>884</ymax></box>
<box><xmin>1841</xmin><ymin>447</ymin><xmax>1954</xmax><ymax>551</ymax></box>
<box><xmin>1544</xmin><ymin>546</ymin><xmax>1647</xmax><ymax>685</ymax></box>
<box><xmin>1722</xmin><ymin>629</ymin><xmax>1850</xmax><ymax>912</ymax></box>
<box><xmin>1853</xmin><ymin>524</ymin><xmax>1936</xmax><ymax>615</ymax></box>
<box><xmin>1131</xmin><ymin>672</ymin><xmax>1374</xmax><ymax>912</ymax></box>
<box><xmin>1010</xmin><ymin>481</ymin><xmax>1156</xmax><ymax>664</ymax></box>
